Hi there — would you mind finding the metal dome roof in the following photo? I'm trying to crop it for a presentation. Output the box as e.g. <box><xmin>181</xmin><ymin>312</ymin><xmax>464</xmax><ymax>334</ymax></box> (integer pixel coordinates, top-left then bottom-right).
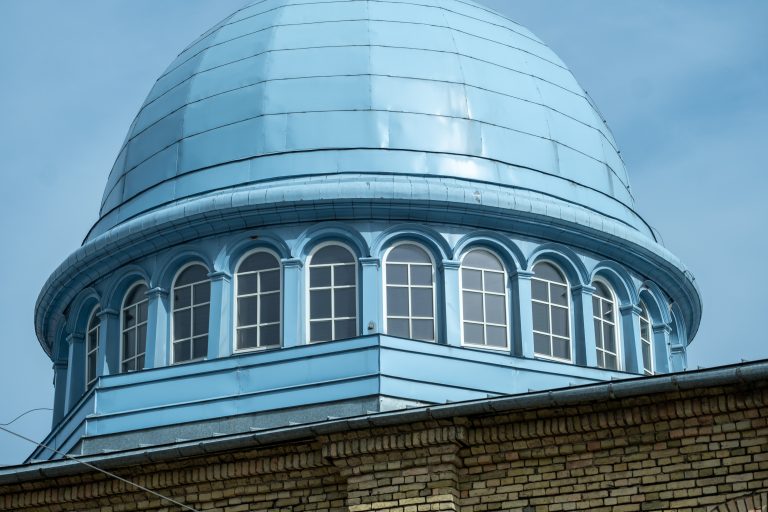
<box><xmin>93</xmin><ymin>0</ymin><xmax>637</xmax><ymax>239</ymax></box>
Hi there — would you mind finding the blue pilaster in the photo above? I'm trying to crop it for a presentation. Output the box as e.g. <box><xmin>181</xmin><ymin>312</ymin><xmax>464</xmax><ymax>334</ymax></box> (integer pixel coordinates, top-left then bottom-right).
<box><xmin>52</xmin><ymin>360</ymin><xmax>68</xmax><ymax>425</ymax></box>
<box><xmin>207</xmin><ymin>271</ymin><xmax>233</xmax><ymax>358</ymax></box>
<box><xmin>621</xmin><ymin>304</ymin><xmax>644</xmax><ymax>374</ymax></box>
<box><xmin>144</xmin><ymin>287</ymin><xmax>169</xmax><ymax>368</ymax></box>
<box><xmin>64</xmin><ymin>333</ymin><xmax>85</xmax><ymax>412</ymax></box>
<box><xmin>442</xmin><ymin>260</ymin><xmax>461</xmax><ymax>347</ymax></box>
<box><xmin>653</xmin><ymin>323</ymin><xmax>672</xmax><ymax>374</ymax></box>
<box><xmin>97</xmin><ymin>309</ymin><xmax>120</xmax><ymax>376</ymax></box>
<box><xmin>360</xmin><ymin>258</ymin><xmax>382</xmax><ymax>336</ymax></box>
<box><xmin>512</xmin><ymin>271</ymin><xmax>535</xmax><ymax>358</ymax></box>
<box><xmin>573</xmin><ymin>285</ymin><xmax>597</xmax><ymax>367</ymax></box>
<box><xmin>281</xmin><ymin>259</ymin><xmax>303</xmax><ymax>347</ymax></box>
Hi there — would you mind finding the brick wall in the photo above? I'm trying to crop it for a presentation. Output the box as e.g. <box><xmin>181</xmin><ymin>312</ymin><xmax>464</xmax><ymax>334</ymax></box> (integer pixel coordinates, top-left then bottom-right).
<box><xmin>1</xmin><ymin>378</ymin><xmax>766</xmax><ymax>511</ymax></box>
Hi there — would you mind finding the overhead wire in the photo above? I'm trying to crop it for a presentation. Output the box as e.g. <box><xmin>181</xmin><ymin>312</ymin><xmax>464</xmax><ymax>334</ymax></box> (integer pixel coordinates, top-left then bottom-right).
<box><xmin>0</xmin><ymin>424</ymin><xmax>201</xmax><ymax>512</ymax></box>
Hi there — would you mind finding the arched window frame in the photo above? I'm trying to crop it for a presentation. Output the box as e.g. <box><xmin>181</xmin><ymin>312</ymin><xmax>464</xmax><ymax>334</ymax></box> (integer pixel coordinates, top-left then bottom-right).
<box><xmin>531</xmin><ymin>260</ymin><xmax>573</xmax><ymax>363</ymax></box>
<box><xmin>85</xmin><ymin>306</ymin><xmax>100</xmax><ymax>388</ymax></box>
<box><xmin>592</xmin><ymin>278</ymin><xmax>622</xmax><ymax>371</ymax></box>
<box><xmin>639</xmin><ymin>301</ymin><xmax>654</xmax><ymax>375</ymax></box>
<box><xmin>382</xmin><ymin>241</ymin><xmax>438</xmax><ymax>343</ymax></box>
<box><xmin>120</xmin><ymin>282</ymin><xmax>149</xmax><ymax>373</ymax></box>
<box><xmin>459</xmin><ymin>248</ymin><xmax>509</xmax><ymax>351</ymax></box>
<box><xmin>170</xmin><ymin>263</ymin><xmax>211</xmax><ymax>364</ymax></box>
<box><xmin>306</xmin><ymin>241</ymin><xmax>359</xmax><ymax>343</ymax></box>
<box><xmin>234</xmin><ymin>248</ymin><xmax>283</xmax><ymax>352</ymax></box>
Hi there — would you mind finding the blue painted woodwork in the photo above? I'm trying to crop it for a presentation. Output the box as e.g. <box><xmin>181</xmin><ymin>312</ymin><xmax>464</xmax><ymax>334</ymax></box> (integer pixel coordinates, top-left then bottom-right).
<box><xmin>29</xmin><ymin>0</ymin><xmax>703</xmax><ymax>461</ymax></box>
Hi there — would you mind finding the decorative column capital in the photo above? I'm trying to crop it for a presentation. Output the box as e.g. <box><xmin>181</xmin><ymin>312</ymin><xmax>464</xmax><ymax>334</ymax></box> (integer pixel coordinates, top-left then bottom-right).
<box><xmin>513</xmin><ymin>270</ymin><xmax>535</xmax><ymax>280</ymax></box>
<box><xmin>572</xmin><ymin>284</ymin><xmax>596</xmax><ymax>295</ymax></box>
<box><xmin>146</xmin><ymin>287</ymin><xmax>168</xmax><ymax>299</ymax></box>
<box><xmin>208</xmin><ymin>270</ymin><xmax>232</xmax><ymax>282</ymax></box>
<box><xmin>620</xmin><ymin>304</ymin><xmax>643</xmax><ymax>315</ymax></box>
<box><xmin>281</xmin><ymin>258</ymin><xmax>303</xmax><ymax>269</ymax></box>
<box><xmin>359</xmin><ymin>257</ymin><xmax>381</xmax><ymax>268</ymax></box>
<box><xmin>97</xmin><ymin>308</ymin><xmax>119</xmax><ymax>320</ymax></box>
<box><xmin>66</xmin><ymin>332</ymin><xmax>85</xmax><ymax>345</ymax></box>
<box><xmin>53</xmin><ymin>360</ymin><xmax>68</xmax><ymax>370</ymax></box>
<box><xmin>653</xmin><ymin>323</ymin><xmax>673</xmax><ymax>335</ymax></box>
<box><xmin>441</xmin><ymin>259</ymin><xmax>461</xmax><ymax>271</ymax></box>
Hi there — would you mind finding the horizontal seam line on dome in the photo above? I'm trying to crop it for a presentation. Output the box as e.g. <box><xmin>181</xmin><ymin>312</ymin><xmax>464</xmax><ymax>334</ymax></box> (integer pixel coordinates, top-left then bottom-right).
<box><xmin>223</xmin><ymin>0</ymin><xmax>546</xmax><ymax>55</ymax></box>
<box><xmin>126</xmin><ymin>71</ymin><xmax>618</xmax><ymax>170</ymax></box>
<box><xmin>150</xmin><ymin>22</ymin><xmax>570</xmax><ymax>111</ymax></box>
<box><xmin>106</xmin><ymin>107</ymin><xmax>628</xmax><ymax>210</ymax></box>
<box><xmin>98</xmin><ymin>151</ymin><xmax>645</xmax><ymax>236</ymax></box>
<box><xmin>161</xmin><ymin>15</ymin><xmax>562</xmax><ymax>87</ymax></box>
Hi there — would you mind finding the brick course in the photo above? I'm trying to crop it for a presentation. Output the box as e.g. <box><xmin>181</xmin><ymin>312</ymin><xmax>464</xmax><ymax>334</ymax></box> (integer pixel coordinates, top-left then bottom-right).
<box><xmin>1</xmin><ymin>379</ymin><xmax>766</xmax><ymax>511</ymax></box>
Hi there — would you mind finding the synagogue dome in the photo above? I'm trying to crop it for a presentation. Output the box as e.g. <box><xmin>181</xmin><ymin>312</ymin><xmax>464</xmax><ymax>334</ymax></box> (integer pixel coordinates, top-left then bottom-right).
<box><xmin>93</xmin><ymin>0</ymin><xmax>641</xmax><ymax>239</ymax></box>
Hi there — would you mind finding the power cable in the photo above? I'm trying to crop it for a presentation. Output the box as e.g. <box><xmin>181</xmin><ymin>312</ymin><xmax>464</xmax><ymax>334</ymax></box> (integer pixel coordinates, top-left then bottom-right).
<box><xmin>0</xmin><ymin>408</ymin><xmax>52</xmax><ymax>426</ymax></box>
<box><xmin>0</xmin><ymin>425</ymin><xmax>201</xmax><ymax>512</ymax></box>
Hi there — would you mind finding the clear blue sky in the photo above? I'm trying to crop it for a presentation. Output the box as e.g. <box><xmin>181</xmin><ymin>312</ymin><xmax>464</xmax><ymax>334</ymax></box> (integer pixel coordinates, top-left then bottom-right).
<box><xmin>0</xmin><ymin>0</ymin><xmax>765</xmax><ymax>465</ymax></box>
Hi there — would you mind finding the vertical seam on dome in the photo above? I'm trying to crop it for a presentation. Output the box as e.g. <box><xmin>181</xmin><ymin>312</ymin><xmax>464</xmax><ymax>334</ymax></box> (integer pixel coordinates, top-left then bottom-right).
<box><xmin>439</xmin><ymin>9</ymin><xmax>472</xmax><ymax>138</ymax></box>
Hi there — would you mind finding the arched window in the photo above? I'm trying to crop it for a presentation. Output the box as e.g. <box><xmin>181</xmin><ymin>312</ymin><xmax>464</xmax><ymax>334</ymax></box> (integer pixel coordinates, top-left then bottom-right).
<box><xmin>385</xmin><ymin>243</ymin><xmax>436</xmax><ymax>342</ymax></box>
<box><xmin>308</xmin><ymin>244</ymin><xmax>357</xmax><ymax>343</ymax></box>
<box><xmin>172</xmin><ymin>264</ymin><xmax>211</xmax><ymax>364</ymax></box>
<box><xmin>593</xmin><ymin>281</ymin><xmax>620</xmax><ymax>370</ymax></box>
<box><xmin>531</xmin><ymin>262</ymin><xmax>571</xmax><ymax>361</ymax></box>
<box><xmin>461</xmin><ymin>249</ymin><xmax>507</xmax><ymax>348</ymax></box>
<box><xmin>86</xmin><ymin>307</ymin><xmax>100</xmax><ymax>388</ymax></box>
<box><xmin>236</xmin><ymin>251</ymin><xmax>281</xmax><ymax>351</ymax></box>
<box><xmin>640</xmin><ymin>302</ymin><xmax>654</xmax><ymax>375</ymax></box>
<box><xmin>121</xmin><ymin>283</ymin><xmax>148</xmax><ymax>373</ymax></box>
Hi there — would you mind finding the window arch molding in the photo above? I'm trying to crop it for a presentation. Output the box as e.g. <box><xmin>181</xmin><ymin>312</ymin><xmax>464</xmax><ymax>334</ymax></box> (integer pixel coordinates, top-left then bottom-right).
<box><xmin>589</xmin><ymin>261</ymin><xmax>637</xmax><ymax>308</ymax></box>
<box><xmin>221</xmin><ymin>234</ymin><xmax>291</xmax><ymax>277</ymax></box>
<box><xmin>170</xmin><ymin>262</ymin><xmax>212</xmax><ymax>364</ymax></box>
<box><xmin>233</xmin><ymin>247</ymin><xmax>283</xmax><ymax>351</ymax></box>
<box><xmin>382</xmin><ymin>240</ymin><xmax>440</xmax><ymax>343</ymax></box>
<box><xmin>453</xmin><ymin>233</ymin><xmax>524</xmax><ymax>274</ymax></box>
<box><xmin>296</xmin><ymin>223</ymin><xmax>369</xmax><ymax>261</ymax></box>
<box><xmin>103</xmin><ymin>265</ymin><xmax>152</xmax><ymax>313</ymax></box>
<box><xmin>65</xmin><ymin>287</ymin><xmax>102</xmax><ymax>336</ymax></box>
<box><xmin>526</xmin><ymin>244</ymin><xmax>589</xmax><ymax>288</ymax></box>
<box><xmin>305</xmin><ymin>241</ymin><xmax>360</xmax><ymax>343</ymax></box>
<box><xmin>371</xmin><ymin>225</ymin><xmax>451</xmax><ymax>262</ymax></box>
<box><xmin>458</xmin><ymin>247</ymin><xmax>510</xmax><ymax>350</ymax></box>
<box><xmin>154</xmin><ymin>248</ymin><xmax>214</xmax><ymax>293</ymax></box>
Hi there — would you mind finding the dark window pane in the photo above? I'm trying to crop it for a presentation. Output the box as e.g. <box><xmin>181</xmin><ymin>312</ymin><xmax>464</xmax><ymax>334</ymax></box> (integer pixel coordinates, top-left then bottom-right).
<box><xmin>533</xmin><ymin>262</ymin><xmax>564</xmax><ymax>283</ymax></box>
<box><xmin>174</xmin><ymin>340</ymin><xmax>191</xmax><ymax>363</ymax></box>
<box><xmin>174</xmin><ymin>310</ymin><xmax>191</xmax><ymax>340</ymax></box>
<box><xmin>312</xmin><ymin>245</ymin><xmax>354</xmax><ymax>264</ymax></box>
<box><xmin>136</xmin><ymin>355</ymin><xmax>145</xmax><ymax>370</ymax></box>
<box><xmin>642</xmin><ymin>344</ymin><xmax>652</xmax><ymax>370</ymax></box>
<box><xmin>334</xmin><ymin>319</ymin><xmax>357</xmax><ymax>340</ymax></box>
<box><xmin>552</xmin><ymin>337</ymin><xmax>570</xmax><ymax>360</ymax></box>
<box><xmin>462</xmin><ymin>269</ymin><xmax>482</xmax><ymax>291</ymax></box>
<box><xmin>237</xmin><ymin>273</ymin><xmax>259</xmax><ymax>295</ymax></box>
<box><xmin>463</xmin><ymin>291</ymin><xmax>483</xmax><ymax>323</ymax></box>
<box><xmin>603</xmin><ymin>323</ymin><xmax>616</xmax><ymax>353</ymax></box>
<box><xmin>596</xmin><ymin>350</ymin><xmax>604</xmax><ymax>369</ymax></box>
<box><xmin>604</xmin><ymin>354</ymin><xmax>618</xmax><ymax>370</ymax></box>
<box><xmin>411</xmin><ymin>288</ymin><xmax>433</xmax><ymax>317</ymax></box>
<box><xmin>486</xmin><ymin>326</ymin><xmax>507</xmax><ymax>347</ymax></box>
<box><xmin>176</xmin><ymin>265</ymin><xmax>208</xmax><ymax>286</ymax></box>
<box><xmin>193</xmin><ymin>305</ymin><xmax>209</xmax><ymax>336</ymax></box>
<box><xmin>485</xmin><ymin>272</ymin><xmax>505</xmax><ymax>293</ymax></box>
<box><xmin>124</xmin><ymin>308</ymin><xmax>136</xmax><ymax>329</ymax></box>
<box><xmin>387</xmin><ymin>318</ymin><xmax>409</xmax><ymax>338</ymax></box>
<box><xmin>592</xmin><ymin>296</ymin><xmax>601</xmax><ymax>316</ymax></box>
<box><xmin>594</xmin><ymin>319</ymin><xmax>603</xmax><ymax>348</ymax></box>
<box><xmin>310</xmin><ymin>266</ymin><xmax>332</xmax><ymax>288</ymax></box>
<box><xmin>87</xmin><ymin>356</ymin><xmax>96</xmax><ymax>383</ymax></box>
<box><xmin>137</xmin><ymin>302</ymin><xmax>148</xmax><ymax>324</ymax></box>
<box><xmin>260</xmin><ymin>324</ymin><xmax>281</xmax><ymax>346</ymax></box>
<box><xmin>174</xmin><ymin>286</ymin><xmax>191</xmax><ymax>309</ymax></box>
<box><xmin>88</xmin><ymin>311</ymin><xmax>101</xmax><ymax>331</ymax></box>
<box><xmin>532</xmin><ymin>302</ymin><xmax>550</xmax><ymax>333</ymax></box>
<box><xmin>551</xmin><ymin>306</ymin><xmax>569</xmax><ymax>337</ymax></box>
<box><xmin>464</xmin><ymin>250</ymin><xmax>503</xmax><ymax>271</ymax></box>
<box><xmin>386</xmin><ymin>264</ymin><xmax>408</xmax><ymax>285</ymax></box>
<box><xmin>260</xmin><ymin>270</ymin><xmax>280</xmax><ymax>293</ymax></box>
<box><xmin>334</xmin><ymin>264</ymin><xmax>356</xmax><ymax>286</ymax></box>
<box><xmin>310</xmin><ymin>321</ymin><xmax>333</xmax><ymax>342</ymax></box>
<box><xmin>550</xmin><ymin>284</ymin><xmax>568</xmax><ymax>306</ymax></box>
<box><xmin>387</xmin><ymin>287</ymin><xmax>409</xmax><ymax>317</ymax></box>
<box><xmin>88</xmin><ymin>331</ymin><xmax>98</xmax><ymax>352</ymax></box>
<box><xmin>334</xmin><ymin>287</ymin><xmax>357</xmax><ymax>318</ymax></box>
<box><xmin>531</xmin><ymin>279</ymin><xmax>548</xmax><ymax>301</ymax></box>
<box><xmin>534</xmin><ymin>333</ymin><xmax>551</xmax><ymax>356</ymax></box>
<box><xmin>125</xmin><ymin>284</ymin><xmax>148</xmax><ymax>307</ymax></box>
<box><xmin>410</xmin><ymin>265</ymin><xmax>432</xmax><ymax>286</ymax></box>
<box><xmin>123</xmin><ymin>330</ymin><xmax>136</xmax><ymax>359</ymax></box>
<box><xmin>388</xmin><ymin>244</ymin><xmax>430</xmax><ymax>263</ymax></box>
<box><xmin>640</xmin><ymin>319</ymin><xmax>650</xmax><ymax>341</ymax></box>
<box><xmin>193</xmin><ymin>282</ymin><xmax>210</xmax><ymax>304</ymax></box>
<box><xmin>602</xmin><ymin>302</ymin><xmax>614</xmax><ymax>323</ymax></box>
<box><xmin>192</xmin><ymin>336</ymin><xmax>208</xmax><ymax>360</ymax></box>
<box><xmin>237</xmin><ymin>296</ymin><xmax>259</xmax><ymax>327</ymax></box>
<box><xmin>237</xmin><ymin>327</ymin><xmax>259</xmax><ymax>350</ymax></box>
<box><xmin>485</xmin><ymin>295</ymin><xmax>506</xmax><ymax>325</ymax></box>
<box><xmin>239</xmin><ymin>252</ymin><xmax>278</xmax><ymax>273</ymax></box>
<box><xmin>464</xmin><ymin>323</ymin><xmax>484</xmax><ymax>345</ymax></box>
<box><xmin>137</xmin><ymin>325</ymin><xmax>147</xmax><ymax>353</ymax></box>
<box><xmin>593</xmin><ymin>281</ymin><xmax>612</xmax><ymax>300</ymax></box>
<box><xmin>260</xmin><ymin>293</ymin><xmax>280</xmax><ymax>324</ymax></box>
<box><xmin>412</xmin><ymin>319</ymin><xmax>434</xmax><ymax>341</ymax></box>
<box><xmin>310</xmin><ymin>290</ymin><xmax>332</xmax><ymax>319</ymax></box>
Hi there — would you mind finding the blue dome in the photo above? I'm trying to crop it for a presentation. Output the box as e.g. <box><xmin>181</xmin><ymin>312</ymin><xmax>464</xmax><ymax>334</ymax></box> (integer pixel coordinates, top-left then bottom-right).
<box><xmin>93</xmin><ymin>0</ymin><xmax>639</xmax><ymax>239</ymax></box>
